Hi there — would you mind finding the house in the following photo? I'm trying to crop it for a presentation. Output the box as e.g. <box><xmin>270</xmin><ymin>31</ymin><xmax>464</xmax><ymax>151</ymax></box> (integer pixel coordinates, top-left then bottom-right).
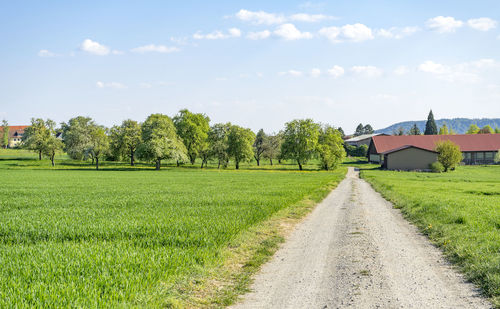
<box><xmin>0</xmin><ymin>125</ymin><xmax>30</xmax><ymax>148</ymax></box>
<box><xmin>368</xmin><ymin>134</ymin><xmax>500</xmax><ymax>169</ymax></box>
<box><xmin>345</xmin><ymin>133</ymin><xmax>386</xmax><ymax>147</ymax></box>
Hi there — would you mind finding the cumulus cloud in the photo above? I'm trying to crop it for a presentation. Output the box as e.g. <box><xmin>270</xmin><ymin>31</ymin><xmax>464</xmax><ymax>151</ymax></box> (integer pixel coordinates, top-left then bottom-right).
<box><xmin>96</xmin><ymin>81</ymin><xmax>126</xmax><ymax>89</ymax></box>
<box><xmin>350</xmin><ymin>65</ymin><xmax>382</xmax><ymax>78</ymax></box>
<box><xmin>417</xmin><ymin>59</ymin><xmax>499</xmax><ymax>83</ymax></box>
<box><xmin>310</xmin><ymin>68</ymin><xmax>321</xmax><ymax>77</ymax></box>
<box><xmin>467</xmin><ymin>17</ymin><xmax>497</xmax><ymax>31</ymax></box>
<box><xmin>279</xmin><ymin>70</ymin><xmax>303</xmax><ymax>77</ymax></box>
<box><xmin>247</xmin><ymin>30</ymin><xmax>271</xmax><ymax>40</ymax></box>
<box><xmin>327</xmin><ymin>65</ymin><xmax>345</xmax><ymax>78</ymax></box>
<box><xmin>319</xmin><ymin>23</ymin><xmax>373</xmax><ymax>42</ymax></box>
<box><xmin>131</xmin><ymin>44</ymin><xmax>180</xmax><ymax>53</ymax></box>
<box><xmin>80</xmin><ymin>39</ymin><xmax>111</xmax><ymax>55</ymax></box>
<box><xmin>38</xmin><ymin>49</ymin><xmax>57</xmax><ymax>57</ymax></box>
<box><xmin>274</xmin><ymin>23</ymin><xmax>313</xmax><ymax>40</ymax></box>
<box><xmin>289</xmin><ymin>13</ymin><xmax>333</xmax><ymax>22</ymax></box>
<box><xmin>426</xmin><ymin>16</ymin><xmax>463</xmax><ymax>33</ymax></box>
<box><xmin>376</xmin><ymin>26</ymin><xmax>420</xmax><ymax>39</ymax></box>
<box><xmin>193</xmin><ymin>28</ymin><xmax>242</xmax><ymax>40</ymax></box>
<box><xmin>235</xmin><ymin>9</ymin><xmax>285</xmax><ymax>25</ymax></box>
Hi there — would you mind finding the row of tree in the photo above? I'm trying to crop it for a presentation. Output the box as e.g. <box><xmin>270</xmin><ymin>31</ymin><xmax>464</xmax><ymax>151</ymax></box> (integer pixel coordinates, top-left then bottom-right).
<box><xmin>18</xmin><ymin>110</ymin><xmax>346</xmax><ymax>170</ymax></box>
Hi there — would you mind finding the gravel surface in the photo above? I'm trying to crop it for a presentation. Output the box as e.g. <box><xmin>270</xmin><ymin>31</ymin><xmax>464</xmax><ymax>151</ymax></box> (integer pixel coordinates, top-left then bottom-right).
<box><xmin>232</xmin><ymin>167</ymin><xmax>492</xmax><ymax>309</ymax></box>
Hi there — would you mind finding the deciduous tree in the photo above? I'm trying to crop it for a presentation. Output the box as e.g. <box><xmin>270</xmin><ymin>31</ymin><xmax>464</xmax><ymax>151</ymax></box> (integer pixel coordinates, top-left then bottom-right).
<box><xmin>263</xmin><ymin>133</ymin><xmax>282</xmax><ymax>166</ymax></box>
<box><xmin>281</xmin><ymin>119</ymin><xmax>320</xmax><ymax>170</ymax></box>
<box><xmin>137</xmin><ymin>114</ymin><xmax>187</xmax><ymax>170</ymax></box>
<box><xmin>208</xmin><ymin>123</ymin><xmax>231</xmax><ymax>169</ymax></box>
<box><xmin>439</xmin><ymin>123</ymin><xmax>449</xmax><ymax>135</ymax></box>
<box><xmin>85</xmin><ymin>126</ymin><xmax>109</xmax><ymax>170</ymax></box>
<box><xmin>466</xmin><ymin>124</ymin><xmax>480</xmax><ymax>134</ymax></box>
<box><xmin>408</xmin><ymin>123</ymin><xmax>421</xmax><ymax>135</ymax></box>
<box><xmin>478</xmin><ymin>125</ymin><xmax>494</xmax><ymax>134</ymax></box>
<box><xmin>173</xmin><ymin>109</ymin><xmax>210</xmax><ymax>165</ymax></box>
<box><xmin>435</xmin><ymin>140</ymin><xmax>462</xmax><ymax>172</ymax></box>
<box><xmin>354</xmin><ymin>123</ymin><xmax>364</xmax><ymax>136</ymax></box>
<box><xmin>253</xmin><ymin>129</ymin><xmax>268</xmax><ymax>166</ymax></box>
<box><xmin>22</xmin><ymin>118</ymin><xmax>53</xmax><ymax>160</ymax></box>
<box><xmin>227</xmin><ymin>125</ymin><xmax>255</xmax><ymax>169</ymax></box>
<box><xmin>317</xmin><ymin>126</ymin><xmax>345</xmax><ymax>170</ymax></box>
<box><xmin>109</xmin><ymin>119</ymin><xmax>142</xmax><ymax>166</ymax></box>
<box><xmin>363</xmin><ymin>124</ymin><xmax>374</xmax><ymax>134</ymax></box>
<box><xmin>61</xmin><ymin>116</ymin><xmax>95</xmax><ymax>160</ymax></box>
<box><xmin>1</xmin><ymin>120</ymin><xmax>8</xmax><ymax>148</ymax></box>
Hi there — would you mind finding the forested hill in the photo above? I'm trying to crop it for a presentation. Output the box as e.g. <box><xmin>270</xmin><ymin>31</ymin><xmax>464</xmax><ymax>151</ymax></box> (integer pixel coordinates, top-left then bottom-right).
<box><xmin>375</xmin><ymin>118</ymin><xmax>500</xmax><ymax>134</ymax></box>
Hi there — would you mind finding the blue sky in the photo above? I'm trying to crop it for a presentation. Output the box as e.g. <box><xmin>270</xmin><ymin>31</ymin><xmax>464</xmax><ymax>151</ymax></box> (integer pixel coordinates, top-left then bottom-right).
<box><xmin>1</xmin><ymin>0</ymin><xmax>500</xmax><ymax>133</ymax></box>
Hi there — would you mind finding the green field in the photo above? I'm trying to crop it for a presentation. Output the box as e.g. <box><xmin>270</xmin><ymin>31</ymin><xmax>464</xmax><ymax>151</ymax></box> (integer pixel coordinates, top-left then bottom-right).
<box><xmin>361</xmin><ymin>166</ymin><xmax>500</xmax><ymax>306</ymax></box>
<box><xmin>0</xmin><ymin>150</ymin><xmax>345</xmax><ymax>307</ymax></box>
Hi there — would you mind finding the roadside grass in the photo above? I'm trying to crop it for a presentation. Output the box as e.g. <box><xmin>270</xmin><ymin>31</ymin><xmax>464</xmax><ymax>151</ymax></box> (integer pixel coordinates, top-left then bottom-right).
<box><xmin>361</xmin><ymin>165</ymin><xmax>500</xmax><ymax>307</ymax></box>
<box><xmin>0</xmin><ymin>150</ymin><xmax>346</xmax><ymax>307</ymax></box>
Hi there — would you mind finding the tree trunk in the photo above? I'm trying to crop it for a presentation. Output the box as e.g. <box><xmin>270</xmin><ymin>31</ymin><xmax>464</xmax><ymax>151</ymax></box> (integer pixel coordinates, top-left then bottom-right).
<box><xmin>278</xmin><ymin>159</ymin><xmax>281</xmax><ymax>164</ymax></box>
<box><xmin>217</xmin><ymin>160</ymin><xmax>221</xmax><ymax>169</ymax></box>
<box><xmin>39</xmin><ymin>150</ymin><xmax>42</xmax><ymax>160</ymax></box>
<box><xmin>270</xmin><ymin>158</ymin><xmax>273</xmax><ymax>166</ymax></box>
<box><xmin>201</xmin><ymin>160</ymin><xmax>204</xmax><ymax>168</ymax></box>
<box><xmin>96</xmin><ymin>157</ymin><xmax>99</xmax><ymax>170</ymax></box>
<box><xmin>91</xmin><ymin>157</ymin><xmax>94</xmax><ymax>165</ymax></box>
<box><xmin>190</xmin><ymin>155</ymin><xmax>196</xmax><ymax>165</ymax></box>
<box><xmin>156</xmin><ymin>159</ymin><xmax>161</xmax><ymax>170</ymax></box>
<box><xmin>235</xmin><ymin>160</ymin><xmax>239</xmax><ymax>170</ymax></box>
<box><xmin>176</xmin><ymin>160</ymin><xmax>180</xmax><ymax>167</ymax></box>
<box><xmin>256</xmin><ymin>158</ymin><xmax>260</xmax><ymax>166</ymax></box>
<box><xmin>51</xmin><ymin>154</ymin><xmax>55</xmax><ymax>167</ymax></box>
<box><xmin>298</xmin><ymin>161</ymin><xmax>303</xmax><ymax>171</ymax></box>
<box><xmin>130</xmin><ymin>148</ymin><xmax>135</xmax><ymax>166</ymax></box>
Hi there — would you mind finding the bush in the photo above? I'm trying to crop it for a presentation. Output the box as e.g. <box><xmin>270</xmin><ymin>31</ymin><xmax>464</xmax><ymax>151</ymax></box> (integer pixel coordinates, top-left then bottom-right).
<box><xmin>430</xmin><ymin>161</ymin><xmax>444</xmax><ymax>173</ymax></box>
<box><xmin>345</xmin><ymin>144</ymin><xmax>368</xmax><ymax>157</ymax></box>
<box><xmin>495</xmin><ymin>150</ymin><xmax>500</xmax><ymax>164</ymax></box>
<box><xmin>435</xmin><ymin>140</ymin><xmax>462</xmax><ymax>172</ymax></box>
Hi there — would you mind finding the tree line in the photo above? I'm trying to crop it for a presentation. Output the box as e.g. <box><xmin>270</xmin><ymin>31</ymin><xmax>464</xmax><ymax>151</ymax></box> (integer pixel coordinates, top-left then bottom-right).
<box><xmin>13</xmin><ymin>110</ymin><xmax>346</xmax><ymax>170</ymax></box>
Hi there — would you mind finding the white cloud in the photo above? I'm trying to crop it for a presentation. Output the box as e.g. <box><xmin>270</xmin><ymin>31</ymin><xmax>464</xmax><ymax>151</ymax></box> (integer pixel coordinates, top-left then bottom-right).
<box><xmin>38</xmin><ymin>50</ymin><xmax>57</xmax><ymax>57</ymax></box>
<box><xmin>279</xmin><ymin>70</ymin><xmax>303</xmax><ymax>77</ymax></box>
<box><xmin>274</xmin><ymin>23</ymin><xmax>313</xmax><ymax>40</ymax></box>
<box><xmin>310</xmin><ymin>68</ymin><xmax>321</xmax><ymax>77</ymax></box>
<box><xmin>319</xmin><ymin>23</ymin><xmax>373</xmax><ymax>42</ymax></box>
<box><xmin>327</xmin><ymin>65</ymin><xmax>345</xmax><ymax>78</ymax></box>
<box><xmin>80</xmin><ymin>39</ymin><xmax>110</xmax><ymax>55</ymax></box>
<box><xmin>139</xmin><ymin>82</ymin><xmax>153</xmax><ymax>89</ymax></box>
<box><xmin>376</xmin><ymin>26</ymin><xmax>420</xmax><ymax>39</ymax></box>
<box><xmin>393</xmin><ymin>65</ymin><xmax>410</xmax><ymax>75</ymax></box>
<box><xmin>426</xmin><ymin>16</ymin><xmax>463</xmax><ymax>33</ymax></box>
<box><xmin>247</xmin><ymin>30</ymin><xmax>271</xmax><ymax>40</ymax></box>
<box><xmin>289</xmin><ymin>13</ymin><xmax>333</xmax><ymax>22</ymax></box>
<box><xmin>350</xmin><ymin>65</ymin><xmax>382</xmax><ymax>78</ymax></box>
<box><xmin>467</xmin><ymin>17</ymin><xmax>497</xmax><ymax>31</ymax></box>
<box><xmin>235</xmin><ymin>9</ymin><xmax>285</xmax><ymax>25</ymax></box>
<box><xmin>193</xmin><ymin>28</ymin><xmax>242</xmax><ymax>40</ymax></box>
<box><xmin>96</xmin><ymin>81</ymin><xmax>126</xmax><ymax>89</ymax></box>
<box><xmin>131</xmin><ymin>44</ymin><xmax>180</xmax><ymax>53</ymax></box>
<box><xmin>417</xmin><ymin>59</ymin><xmax>499</xmax><ymax>83</ymax></box>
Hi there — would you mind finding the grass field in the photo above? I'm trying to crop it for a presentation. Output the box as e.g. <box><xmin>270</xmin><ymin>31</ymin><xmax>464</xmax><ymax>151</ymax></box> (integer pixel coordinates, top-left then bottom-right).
<box><xmin>361</xmin><ymin>165</ymin><xmax>500</xmax><ymax>307</ymax></box>
<box><xmin>0</xmin><ymin>149</ymin><xmax>346</xmax><ymax>307</ymax></box>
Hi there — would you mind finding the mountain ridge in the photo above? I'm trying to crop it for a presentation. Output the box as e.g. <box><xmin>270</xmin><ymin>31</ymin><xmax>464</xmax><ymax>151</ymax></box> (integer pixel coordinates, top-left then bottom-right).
<box><xmin>375</xmin><ymin>118</ymin><xmax>500</xmax><ymax>135</ymax></box>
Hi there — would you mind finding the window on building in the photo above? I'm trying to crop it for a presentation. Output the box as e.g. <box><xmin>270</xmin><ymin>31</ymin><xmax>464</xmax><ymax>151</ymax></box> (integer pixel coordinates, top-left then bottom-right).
<box><xmin>477</xmin><ymin>152</ymin><xmax>484</xmax><ymax>160</ymax></box>
<box><xmin>464</xmin><ymin>152</ymin><xmax>471</xmax><ymax>159</ymax></box>
<box><xmin>485</xmin><ymin>152</ymin><xmax>494</xmax><ymax>160</ymax></box>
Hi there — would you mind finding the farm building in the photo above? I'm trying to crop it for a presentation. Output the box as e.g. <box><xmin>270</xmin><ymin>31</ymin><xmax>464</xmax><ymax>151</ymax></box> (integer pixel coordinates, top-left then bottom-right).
<box><xmin>0</xmin><ymin>125</ymin><xmax>29</xmax><ymax>148</ymax></box>
<box><xmin>345</xmin><ymin>133</ymin><xmax>386</xmax><ymax>147</ymax></box>
<box><xmin>368</xmin><ymin>134</ymin><xmax>500</xmax><ymax>169</ymax></box>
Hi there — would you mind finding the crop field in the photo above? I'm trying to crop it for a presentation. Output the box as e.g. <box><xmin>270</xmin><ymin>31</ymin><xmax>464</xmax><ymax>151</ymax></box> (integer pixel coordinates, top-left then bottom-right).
<box><xmin>361</xmin><ymin>165</ymin><xmax>500</xmax><ymax>306</ymax></box>
<box><xmin>0</xmin><ymin>151</ymin><xmax>345</xmax><ymax>307</ymax></box>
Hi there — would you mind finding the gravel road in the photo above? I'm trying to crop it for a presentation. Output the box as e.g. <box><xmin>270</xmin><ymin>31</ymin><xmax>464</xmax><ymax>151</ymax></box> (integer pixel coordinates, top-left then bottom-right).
<box><xmin>232</xmin><ymin>167</ymin><xmax>492</xmax><ymax>309</ymax></box>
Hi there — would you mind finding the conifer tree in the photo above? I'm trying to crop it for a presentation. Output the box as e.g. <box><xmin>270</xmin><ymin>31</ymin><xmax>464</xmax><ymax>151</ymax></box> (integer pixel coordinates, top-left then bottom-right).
<box><xmin>424</xmin><ymin>110</ymin><xmax>437</xmax><ymax>135</ymax></box>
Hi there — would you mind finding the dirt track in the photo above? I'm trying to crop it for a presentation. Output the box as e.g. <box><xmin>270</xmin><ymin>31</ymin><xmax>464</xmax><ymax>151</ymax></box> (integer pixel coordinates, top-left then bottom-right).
<box><xmin>232</xmin><ymin>167</ymin><xmax>491</xmax><ymax>308</ymax></box>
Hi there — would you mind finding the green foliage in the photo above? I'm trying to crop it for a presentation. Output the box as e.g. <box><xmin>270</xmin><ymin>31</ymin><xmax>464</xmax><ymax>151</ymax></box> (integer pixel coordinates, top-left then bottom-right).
<box><xmin>1</xmin><ymin>120</ymin><xmax>8</xmax><ymax>148</ymax></box>
<box><xmin>22</xmin><ymin>118</ymin><xmax>52</xmax><ymax>159</ymax></box>
<box><xmin>478</xmin><ymin>125</ymin><xmax>494</xmax><ymax>134</ymax></box>
<box><xmin>173</xmin><ymin>109</ymin><xmax>210</xmax><ymax>164</ymax></box>
<box><xmin>435</xmin><ymin>140</ymin><xmax>462</xmax><ymax>172</ymax></box>
<box><xmin>394</xmin><ymin>127</ymin><xmax>405</xmax><ymax>136</ymax></box>
<box><xmin>495</xmin><ymin>127</ymin><xmax>500</xmax><ymax>134</ymax></box>
<box><xmin>61</xmin><ymin>116</ymin><xmax>95</xmax><ymax>160</ymax></box>
<box><xmin>262</xmin><ymin>133</ymin><xmax>282</xmax><ymax>166</ymax></box>
<box><xmin>424</xmin><ymin>110</ymin><xmax>438</xmax><ymax>135</ymax></box>
<box><xmin>281</xmin><ymin>119</ymin><xmax>320</xmax><ymax>170</ymax></box>
<box><xmin>439</xmin><ymin>123</ymin><xmax>449</xmax><ymax>135</ymax></box>
<box><xmin>138</xmin><ymin>114</ymin><xmax>187</xmax><ymax>170</ymax></box>
<box><xmin>0</xmin><ymin>162</ymin><xmax>345</xmax><ymax>307</ymax></box>
<box><xmin>354</xmin><ymin>123</ymin><xmax>374</xmax><ymax>136</ymax></box>
<box><xmin>495</xmin><ymin>151</ymin><xmax>500</xmax><ymax>164</ymax></box>
<box><xmin>361</xmin><ymin>166</ymin><xmax>500</xmax><ymax>306</ymax></box>
<box><xmin>227</xmin><ymin>125</ymin><xmax>255</xmax><ymax>169</ymax></box>
<box><xmin>317</xmin><ymin>126</ymin><xmax>345</xmax><ymax>170</ymax></box>
<box><xmin>253</xmin><ymin>129</ymin><xmax>268</xmax><ymax>166</ymax></box>
<box><xmin>466</xmin><ymin>124</ymin><xmax>480</xmax><ymax>134</ymax></box>
<box><xmin>429</xmin><ymin>161</ymin><xmax>444</xmax><ymax>173</ymax></box>
<box><xmin>208</xmin><ymin>123</ymin><xmax>231</xmax><ymax>169</ymax></box>
<box><xmin>345</xmin><ymin>144</ymin><xmax>368</xmax><ymax>157</ymax></box>
<box><xmin>408</xmin><ymin>123</ymin><xmax>421</xmax><ymax>135</ymax></box>
<box><xmin>109</xmin><ymin>119</ymin><xmax>142</xmax><ymax>165</ymax></box>
<box><xmin>85</xmin><ymin>126</ymin><xmax>110</xmax><ymax>170</ymax></box>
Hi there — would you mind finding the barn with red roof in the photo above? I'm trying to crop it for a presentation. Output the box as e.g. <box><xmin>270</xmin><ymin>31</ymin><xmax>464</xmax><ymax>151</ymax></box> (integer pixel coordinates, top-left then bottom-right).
<box><xmin>368</xmin><ymin>134</ymin><xmax>500</xmax><ymax>170</ymax></box>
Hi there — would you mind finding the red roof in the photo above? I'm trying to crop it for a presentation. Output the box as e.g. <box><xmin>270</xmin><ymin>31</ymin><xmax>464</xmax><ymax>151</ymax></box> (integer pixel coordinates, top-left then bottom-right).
<box><xmin>381</xmin><ymin>145</ymin><xmax>438</xmax><ymax>155</ymax></box>
<box><xmin>0</xmin><ymin>125</ymin><xmax>30</xmax><ymax>138</ymax></box>
<box><xmin>372</xmin><ymin>134</ymin><xmax>500</xmax><ymax>153</ymax></box>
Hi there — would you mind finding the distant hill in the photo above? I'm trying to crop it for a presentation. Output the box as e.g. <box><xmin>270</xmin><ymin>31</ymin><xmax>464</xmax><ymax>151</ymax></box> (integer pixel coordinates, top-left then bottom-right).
<box><xmin>375</xmin><ymin>118</ymin><xmax>500</xmax><ymax>135</ymax></box>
